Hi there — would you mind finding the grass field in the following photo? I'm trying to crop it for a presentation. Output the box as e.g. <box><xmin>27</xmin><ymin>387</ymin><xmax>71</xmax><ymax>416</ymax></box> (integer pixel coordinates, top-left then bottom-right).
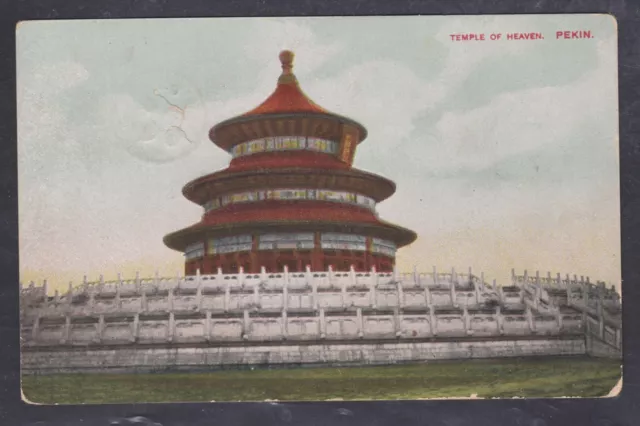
<box><xmin>22</xmin><ymin>356</ymin><xmax>621</xmax><ymax>404</ymax></box>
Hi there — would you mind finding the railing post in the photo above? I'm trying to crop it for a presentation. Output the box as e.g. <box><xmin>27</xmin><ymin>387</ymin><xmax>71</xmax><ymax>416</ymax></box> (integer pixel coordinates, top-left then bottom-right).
<box><xmin>496</xmin><ymin>305</ymin><xmax>504</xmax><ymax>335</ymax></box>
<box><xmin>238</xmin><ymin>266</ymin><xmax>245</xmax><ymax>287</ymax></box>
<box><xmin>62</xmin><ymin>315</ymin><xmax>71</xmax><ymax>345</ymax></box>
<box><xmin>282</xmin><ymin>265</ymin><xmax>288</xmax><ymax>312</ymax></box>
<box><xmin>132</xmin><ymin>313</ymin><xmax>139</xmax><ymax>343</ymax></box>
<box><xmin>42</xmin><ymin>279</ymin><xmax>48</xmax><ymax>298</ymax></box>
<box><xmin>281</xmin><ymin>309</ymin><xmax>288</xmax><ymax>340</ymax></box>
<box><xmin>196</xmin><ymin>268</ymin><xmax>203</xmax><ymax>310</ymax></box>
<box><xmin>556</xmin><ymin>309</ymin><xmax>563</xmax><ymax>333</ymax></box>
<box><xmin>141</xmin><ymin>288</ymin><xmax>148</xmax><ymax>312</ymax></box>
<box><xmin>168</xmin><ymin>285</ymin><xmax>174</xmax><ymax>311</ymax></box>
<box><xmin>96</xmin><ymin>314</ymin><xmax>104</xmax><ymax>343</ymax></box>
<box><xmin>319</xmin><ymin>308</ymin><xmax>326</xmax><ymax>339</ymax></box>
<box><xmin>397</xmin><ymin>279</ymin><xmax>404</xmax><ymax>308</ymax></box>
<box><xmin>308</xmin><ymin>265</ymin><xmax>318</xmax><ymax>311</ymax></box>
<box><xmin>463</xmin><ymin>305</ymin><xmax>472</xmax><ymax>336</ymax></box>
<box><xmin>357</xmin><ymin>307</ymin><xmax>364</xmax><ymax>338</ymax></box>
<box><xmin>31</xmin><ymin>316</ymin><xmax>40</xmax><ymax>343</ymax></box>
<box><xmin>370</xmin><ymin>266</ymin><xmax>378</xmax><ymax>309</ymax></box>
<box><xmin>67</xmin><ymin>281</ymin><xmax>73</xmax><ymax>306</ymax></box>
<box><xmin>429</xmin><ymin>306</ymin><xmax>437</xmax><ymax>336</ymax></box>
<box><xmin>526</xmin><ymin>306</ymin><xmax>535</xmax><ymax>333</ymax></box>
<box><xmin>242</xmin><ymin>309</ymin><xmax>250</xmax><ymax>340</ymax></box>
<box><xmin>205</xmin><ymin>310</ymin><xmax>211</xmax><ymax>342</ymax></box>
<box><xmin>224</xmin><ymin>271</ymin><xmax>231</xmax><ymax>313</ymax></box>
<box><xmin>450</xmin><ymin>267</ymin><xmax>457</xmax><ymax>307</ymax></box>
<box><xmin>168</xmin><ymin>312</ymin><xmax>175</xmax><ymax>343</ymax></box>
<box><xmin>394</xmin><ymin>307</ymin><xmax>402</xmax><ymax>338</ymax></box>
<box><xmin>413</xmin><ymin>265</ymin><xmax>419</xmax><ymax>287</ymax></box>
<box><xmin>424</xmin><ymin>279</ymin><xmax>432</xmax><ymax>306</ymax></box>
<box><xmin>341</xmin><ymin>267</ymin><xmax>348</xmax><ymax>309</ymax></box>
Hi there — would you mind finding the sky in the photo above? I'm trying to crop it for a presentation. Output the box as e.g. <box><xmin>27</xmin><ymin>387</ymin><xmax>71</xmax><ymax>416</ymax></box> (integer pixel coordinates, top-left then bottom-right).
<box><xmin>16</xmin><ymin>15</ymin><xmax>620</xmax><ymax>293</ymax></box>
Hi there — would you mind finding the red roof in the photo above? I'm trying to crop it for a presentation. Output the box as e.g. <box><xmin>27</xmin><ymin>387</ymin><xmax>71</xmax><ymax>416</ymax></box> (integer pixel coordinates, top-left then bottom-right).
<box><xmin>243</xmin><ymin>50</ymin><xmax>328</xmax><ymax>116</ymax></box>
<box><xmin>201</xmin><ymin>201</ymin><xmax>380</xmax><ymax>226</ymax></box>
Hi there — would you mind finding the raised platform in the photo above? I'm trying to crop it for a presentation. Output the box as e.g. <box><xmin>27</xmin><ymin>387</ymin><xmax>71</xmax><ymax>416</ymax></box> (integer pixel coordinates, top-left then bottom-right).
<box><xmin>19</xmin><ymin>268</ymin><xmax>622</xmax><ymax>373</ymax></box>
<box><xmin>21</xmin><ymin>335</ymin><xmax>586</xmax><ymax>374</ymax></box>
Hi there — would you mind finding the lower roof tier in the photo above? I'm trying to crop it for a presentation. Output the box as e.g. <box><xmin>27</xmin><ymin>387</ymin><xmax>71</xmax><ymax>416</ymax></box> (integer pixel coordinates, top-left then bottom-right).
<box><xmin>163</xmin><ymin>202</ymin><xmax>417</xmax><ymax>253</ymax></box>
<box><xmin>183</xmin><ymin>164</ymin><xmax>397</xmax><ymax>205</ymax></box>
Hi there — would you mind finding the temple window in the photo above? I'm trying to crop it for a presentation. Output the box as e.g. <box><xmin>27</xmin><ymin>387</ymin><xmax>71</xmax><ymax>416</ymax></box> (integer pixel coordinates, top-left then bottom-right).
<box><xmin>184</xmin><ymin>242</ymin><xmax>205</xmax><ymax>260</ymax></box>
<box><xmin>230</xmin><ymin>136</ymin><xmax>338</xmax><ymax>158</ymax></box>
<box><xmin>371</xmin><ymin>238</ymin><xmax>397</xmax><ymax>256</ymax></box>
<box><xmin>321</xmin><ymin>233</ymin><xmax>367</xmax><ymax>251</ymax></box>
<box><xmin>208</xmin><ymin>235</ymin><xmax>252</xmax><ymax>255</ymax></box>
<box><xmin>204</xmin><ymin>188</ymin><xmax>376</xmax><ymax>213</ymax></box>
<box><xmin>258</xmin><ymin>233</ymin><xmax>315</xmax><ymax>250</ymax></box>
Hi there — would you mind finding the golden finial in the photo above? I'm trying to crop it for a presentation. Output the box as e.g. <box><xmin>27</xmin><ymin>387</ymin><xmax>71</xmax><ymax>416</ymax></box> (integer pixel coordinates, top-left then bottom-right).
<box><xmin>278</xmin><ymin>50</ymin><xmax>297</xmax><ymax>84</ymax></box>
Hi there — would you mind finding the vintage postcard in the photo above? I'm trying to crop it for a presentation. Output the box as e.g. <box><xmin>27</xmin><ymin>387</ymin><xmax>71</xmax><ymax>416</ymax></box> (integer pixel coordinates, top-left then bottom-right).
<box><xmin>17</xmin><ymin>15</ymin><xmax>621</xmax><ymax>404</ymax></box>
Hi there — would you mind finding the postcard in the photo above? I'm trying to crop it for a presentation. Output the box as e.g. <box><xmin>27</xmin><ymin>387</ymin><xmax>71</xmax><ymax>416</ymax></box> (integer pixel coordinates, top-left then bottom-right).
<box><xmin>17</xmin><ymin>15</ymin><xmax>621</xmax><ymax>404</ymax></box>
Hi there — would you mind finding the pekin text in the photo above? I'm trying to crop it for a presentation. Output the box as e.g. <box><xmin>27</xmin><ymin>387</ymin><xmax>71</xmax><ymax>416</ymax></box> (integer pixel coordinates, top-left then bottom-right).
<box><xmin>450</xmin><ymin>30</ymin><xmax>594</xmax><ymax>42</ymax></box>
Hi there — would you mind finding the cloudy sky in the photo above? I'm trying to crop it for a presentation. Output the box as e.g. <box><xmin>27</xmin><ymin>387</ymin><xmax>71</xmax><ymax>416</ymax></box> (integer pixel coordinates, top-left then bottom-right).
<box><xmin>17</xmin><ymin>15</ymin><xmax>619</xmax><ymax>293</ymax></box>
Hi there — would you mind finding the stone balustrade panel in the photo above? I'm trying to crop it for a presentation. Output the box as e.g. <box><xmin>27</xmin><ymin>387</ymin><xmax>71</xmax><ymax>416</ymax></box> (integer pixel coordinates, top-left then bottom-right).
<box><xmin>175</xmin><ymin>319</ymin><xmax>206</xmax><ymax>343</ymax></box>
<box><xmin>173</xmin><ymin>295</ymin><xmax>198</xmax><ymax>311</ymax></box>
<box><xmin>102</xmin><ymin>322</ymin><xmax>134</xmax><ymax>344</ymax></box>
<box><xmin>146</xmin><ymin>296</ymin><xmax>170</xmax><ymax>312</ymax></box>
<box><xmin>138</xmin><ymin>320</ymin><xmax>169</xmax><ymax>343</ymax></box>
<box><xmin>38</xmin><ymin>325</ymin><xmax>64</xmax><ymax>344</ymax></box>
<box><xmin>362</xmin><ymin>315</ymin><xmax>395</xmax><ymax>338</ymax></box>
<box><xmin>326</xmin><ymin>318</ymin><xmax>359</xmax><ymax>339</ymax></box>
<box><xmin>399</xmin><ymin>315</ymin><xmax>431</xmax><ymax>338</ymax></box>
<box><xmin>70</xmin><ymin>324</ymin><xmax>98</xmax><ymax>345</ymax></box>
<box><xmin>287</xmin><ymin>318</ymin><xmax>320</xmax><ymax>339</ymax></box>
<box><xmin>403</xmin><ymin>291</ymin><xmax>427</xmax><ymax>307</ymax></box>
<box><xmin>435</xmin><ymin>315</ymin><xmax>466</xmax><ymax>337</ymax></box>
<box><xmin>200</xmin><ymin>295</ymin><xmax>225</xmax><ymax>311</ymax></box>
<box><xmin>502</xmin><ymin>315</ymin><xmax>530</xmax><ymax>335</ymax></box>
<box><xmin>248</xmin><ymin>318</ymin><xmax>283</xmax><ymax>341</ymax></box>
<box><xmin>210</xmin><ymin>320</ymin><xmax>243</xmax><ymax>340</ymax></box>
<box><xmin>119</xmin><ymin>297</ymin><xmax>143</xmax><ymax>313</ymax></box>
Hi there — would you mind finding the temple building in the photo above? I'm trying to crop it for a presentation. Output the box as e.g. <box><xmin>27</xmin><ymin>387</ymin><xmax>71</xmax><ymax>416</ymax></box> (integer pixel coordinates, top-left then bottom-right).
<box><xmin>164</xmin><ymin>51</ymin><xmax>417</xmax><ymax>275</ymax></box>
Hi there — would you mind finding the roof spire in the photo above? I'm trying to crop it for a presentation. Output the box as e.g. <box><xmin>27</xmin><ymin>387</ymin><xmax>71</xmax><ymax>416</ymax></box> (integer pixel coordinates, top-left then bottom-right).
<box><xmin>278</xmin><ymin>50</ymin><xmax>297</xmax><ymax>85</ymax></box>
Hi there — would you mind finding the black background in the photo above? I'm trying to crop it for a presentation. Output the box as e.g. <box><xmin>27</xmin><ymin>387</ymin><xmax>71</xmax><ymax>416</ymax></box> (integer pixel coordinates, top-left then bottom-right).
<box><xmin>1</xmin><ymin>1</ymin><xmax>639</xmax><ymax>425</ymax></box>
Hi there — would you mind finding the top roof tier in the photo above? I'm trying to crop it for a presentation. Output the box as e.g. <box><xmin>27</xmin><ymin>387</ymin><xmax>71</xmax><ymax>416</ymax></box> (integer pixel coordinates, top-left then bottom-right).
<box><xmin>209</xmin><ymin>50</ymin><xmax>368</xmax><ymax>152</ymax></box>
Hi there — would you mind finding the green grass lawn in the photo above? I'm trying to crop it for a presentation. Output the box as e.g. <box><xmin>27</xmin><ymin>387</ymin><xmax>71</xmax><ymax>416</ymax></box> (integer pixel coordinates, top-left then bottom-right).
<box><xmin>22</xmin><ymin>356</ymin><xmax>621</xmax><ymax>404</ymax></box>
